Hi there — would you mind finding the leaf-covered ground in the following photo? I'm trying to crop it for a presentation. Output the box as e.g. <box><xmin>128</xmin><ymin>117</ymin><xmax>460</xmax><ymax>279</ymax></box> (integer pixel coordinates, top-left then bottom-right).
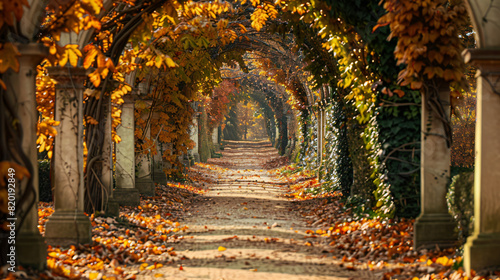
<box><xmin>3</xmin><ymin>140</ymin><xmax>500</xmax><ymax>279</ymax></box>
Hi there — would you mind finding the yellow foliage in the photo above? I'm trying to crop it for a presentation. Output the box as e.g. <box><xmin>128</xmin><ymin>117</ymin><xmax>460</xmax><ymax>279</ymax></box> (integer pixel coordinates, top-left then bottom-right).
<box><xmin>59</xmin><ymin>44</ymin><xmax>82</xmax><ymax>67</ymax></box>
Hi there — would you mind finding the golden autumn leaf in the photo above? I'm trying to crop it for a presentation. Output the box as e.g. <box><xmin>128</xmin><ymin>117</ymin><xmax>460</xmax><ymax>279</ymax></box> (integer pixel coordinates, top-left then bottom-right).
<box><xmin>83</xmin><ymin>45</ymin><xmax>99</xmax><ymax>69</ymax></box>
<box><xmin>113</xmin><ymin>134</ymin><xmax>121</xmax><ymax>143</ymax></box>
<box><xmin>85</xmin><ymin>116</ymin><xmax>99</xmax><ymax>125</ymax></box>
<box><xmin>80</xmin><ymin>0</ymin><xmax>102</xmax><ymax>14</ymax></box>
<box><xmin>0</xmin><ymin>43</ymin><xmax>21</xmax><ymax>73</ymax></box>
<box><xmin>59</xmin><ymin>44</ymin><xmax>82</xmax><ymax>67</ymax></box>
<box><xmin>99</xmin><ymin>67</ymin><xmax>109</xmax><ymax>79</ymax></box>
<box><xmin>154</xmin><ymin>56</ymin><xmax>162</xmax><ymax>68</ymax></box>
<box><xmin>218</xmin><ymin>246</ymin><xmax>226</xmax><ymax>251</ymax></box>
<box><xmin>165</xmin><ymin>55</ymin><xmax>178</xmax><ymax>68</ymax></box>
<box><xmin>88</xmin><ymin>272</ymin><xmax>99</xmax><ymax>280</ymax></box>
<box><xmin>89</xmin><ymin>69</ymin><xmax>101</xmax><ymax>87</ymax></box>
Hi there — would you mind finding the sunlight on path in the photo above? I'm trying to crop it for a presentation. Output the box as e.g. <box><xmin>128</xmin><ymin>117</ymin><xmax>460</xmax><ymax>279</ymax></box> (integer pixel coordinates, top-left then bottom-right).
<box><xmin>143</xmin><ymin>141</ymin><xmax>375</xmax><ymax>280</ymax></box>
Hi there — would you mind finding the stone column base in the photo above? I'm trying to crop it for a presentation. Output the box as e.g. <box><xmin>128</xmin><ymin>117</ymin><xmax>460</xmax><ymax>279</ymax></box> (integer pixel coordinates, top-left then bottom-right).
<box><xmin>106</xmin><ymin>198</ymin><xmax>120</xmax><ymax>217</ymax></box>
<box><xmin>193</xmin><ymin>153</ymin><xmax>200</xmax><ymax>163</ymax></box>
<box><xmin>17</xmin><ymin>232</ymin><xmax>47</xmax><ymax>270</ymax></box>
<box><xmin>45</xmin><ymin>211</ymin><xmax>92</xmax><ymax>246</ymax></box>
<box><xmin>464</xmin><ymin>232</ymin><xmax>500</xmax><ymax>273</ymax></box>
<box><xmin>135</xmin><ymin>177</ymin><xmax>156</xmax><ymax>197</ymax></box>
<box><xmin>414</xmin><ymin>213</ymin><xmax>457</xmax><ymax>249</ymax></box>
<box><xmin>153</xmin><ymin>169</ymin><xmax>167</xmax><ymax>185</ymax></box>
<box><xmin>114</xmin><ymin>188</ymin><xmax>140</xmax><ymax>207</ymax></box>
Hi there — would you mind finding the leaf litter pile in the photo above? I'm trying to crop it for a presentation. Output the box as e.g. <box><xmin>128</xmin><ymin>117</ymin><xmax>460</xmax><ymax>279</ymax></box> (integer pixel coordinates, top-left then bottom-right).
<box><xmin>5</xmin><ymin>183</ymin><xmax>205</xmax><ymax>280</ymax></box>
<box><xmin>4</xmin><ymin>143</ymin><xmax>500</xmax><ymax>280</ymax></box>
<box><xmin>272</xmin><ymin>164</ymin><xmax>500</xmax><ymax>280</ymax></box>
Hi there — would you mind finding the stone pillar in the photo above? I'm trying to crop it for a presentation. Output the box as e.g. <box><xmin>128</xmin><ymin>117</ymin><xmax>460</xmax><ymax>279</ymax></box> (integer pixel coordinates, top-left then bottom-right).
<box><xmin>102</xmin><ymin>98</ymin><xmax>119</xmax><ymax>216</ymax></box>
<box><xmin>462</xmin><ymin>49</ymin><xmax>500</xmax><ymax>273</ymax></box>
<box><xmin>212</xmin><ymin>128</ymin><xmax>218</xmax><ymax>147</ymax></box>
<box><xmin>135</xmin><ymin>117</ymin><xmax>155</xmax><ymax>197</ymax></box>
<box><xmin>199</xmin><ymin>106</ymin><xmax>210</xmax><ymax>162</ymax></box>
<box><xmin>3</xmin><ymin>43</ymin><xmax>47</xmax><ymax>269</ymax></box>
<box><xmin>190</xmin><ymin>118</ymin><xmax>200</xmax><ymax>162</ymax></box>
<box><xmin>114</xmin><ymin>95</ymin><xmax>140</xmax><ymax>206</ymax></box>
<box><xmin>44</xmin><ymin>67</ymin><xmax>92</xmax><ymax>246</ymax></box>
<box><xmin>413</xmin><ymin>83</ymin><xmax>456</xmax><ymax>249</ymax></box>
<box><xmin>212</xmin><ymin>127</ymin><xmax>219</xmax><ymax>145</ymax></box>
<box><xmin>152</xmin><ymin>143</ymin><xmax>167</xmax><ymax>185</ymax></box>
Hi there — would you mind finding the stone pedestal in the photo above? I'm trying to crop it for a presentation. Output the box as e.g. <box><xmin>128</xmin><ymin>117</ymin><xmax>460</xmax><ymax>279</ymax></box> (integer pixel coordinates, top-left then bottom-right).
<box><xmin>414</xmin><ymin>83</ymin><xmax>457</xmax><ymax>249</ymax></box>
<box><xmin>4</xmin><ymin>43</ymin><xmax>47</xmax><ymax>270</ymax></box>
<box><xmin>115</xmin><ymin>95</ymin><xmax>140</xmax><ymax>206</ymax></box>
<box><xmin>136</xmin><ymin>151</ymin><xmax>155</xmax><ymax>196</ymax></box>
<box><xmin>152</xmin><ymin>144</ymin><xmax>167</xmax><ymax>184</ymax></box>
<box><xmin>45</xmin><ymin>67</ymin><xmax>92</xmax><ymax>246</ymax></box>
<box><xmin>135</xmin><ymin>177</ymin><xmax>155</xmax><ymax>196</ymax></box>
<box><xmin>462</xmin><ymin>49</ymin><xmax>500</xmax><ymax>273</ymax></box>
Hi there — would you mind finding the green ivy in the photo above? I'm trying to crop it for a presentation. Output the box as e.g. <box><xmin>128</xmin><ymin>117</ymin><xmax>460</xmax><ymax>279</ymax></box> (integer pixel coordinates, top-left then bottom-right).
<box><xmin>372</xmin><ymin>91</ymin><xmax>421</xmax><ymax>218</ymax></box>
<box><xmin>319</xmin><ymin>102</ymin><xmax>353</xmax><ymax>197</ymax></box>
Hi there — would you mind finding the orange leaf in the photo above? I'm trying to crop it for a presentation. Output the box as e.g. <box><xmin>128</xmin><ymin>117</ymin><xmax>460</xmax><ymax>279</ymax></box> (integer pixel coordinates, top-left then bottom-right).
<box><xmin>0</xmin><ymin>43</ymin><xmax>21</xmax><ymax>73</ymax></box>
<box><xmin>372</xmin><ymin>21</ymin><xmax>390</xmax><ymax>32</ymax></box>
<box><xmin>443</xmin><ymin>69</ymin><xmax>455</xmax><ymax>81</ymax></box>
<box><xmin>393</xmin><ymin>89</ymin><xmax>405</xmax><ymax>98</ymax></box>
<box><xmin>83</xmin><ymin>45</ymin><xmax>99</xmax><ymax>69</ymax></box>
<box><xmin>88</xmin><ymin>69</ymin><xmax>101</xmax><ymax>87</ymax></box>
<box><xmin>410</xmin><ymin>81</ymin><xmax>423</xmax><ymax>90</ymax></box>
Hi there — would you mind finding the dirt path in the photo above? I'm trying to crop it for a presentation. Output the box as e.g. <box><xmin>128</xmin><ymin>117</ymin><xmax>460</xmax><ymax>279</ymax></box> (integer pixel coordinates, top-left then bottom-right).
<box><xmin>142</xmin><ymin>141</ymin><xmax>375</xmax><ymax>280</ymax></box>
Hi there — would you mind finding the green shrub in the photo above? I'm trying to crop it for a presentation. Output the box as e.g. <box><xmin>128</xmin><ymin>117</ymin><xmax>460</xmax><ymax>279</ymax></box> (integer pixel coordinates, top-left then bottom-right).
<box><xmin>446</xmin><ymin>171</ymin><xmax>474</xmax><ymax>243</ymax></box>
<box><xmin>38</xmin><ymin>160</ymin><xmax>52</xmax><ymax>202</ymax></box>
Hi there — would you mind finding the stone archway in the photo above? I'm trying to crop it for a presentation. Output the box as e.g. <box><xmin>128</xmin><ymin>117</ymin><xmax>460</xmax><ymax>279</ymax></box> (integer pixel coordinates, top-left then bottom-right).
<box><xmin>7</xmin><ymin>0</ymin><xmax>500</xmax><ymax>274</ymax></box>
<box><xmin>462</xmin><ymin>0</ymin><xmax>500</xmax><ymax>273</ymax></box>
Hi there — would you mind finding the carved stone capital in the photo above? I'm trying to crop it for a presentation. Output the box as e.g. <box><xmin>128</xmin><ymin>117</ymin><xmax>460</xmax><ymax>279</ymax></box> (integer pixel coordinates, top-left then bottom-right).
<box><xmin>47</xmin><ymin>67</ymin><xmax>93</xmax><ymax>89</ymax></box>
